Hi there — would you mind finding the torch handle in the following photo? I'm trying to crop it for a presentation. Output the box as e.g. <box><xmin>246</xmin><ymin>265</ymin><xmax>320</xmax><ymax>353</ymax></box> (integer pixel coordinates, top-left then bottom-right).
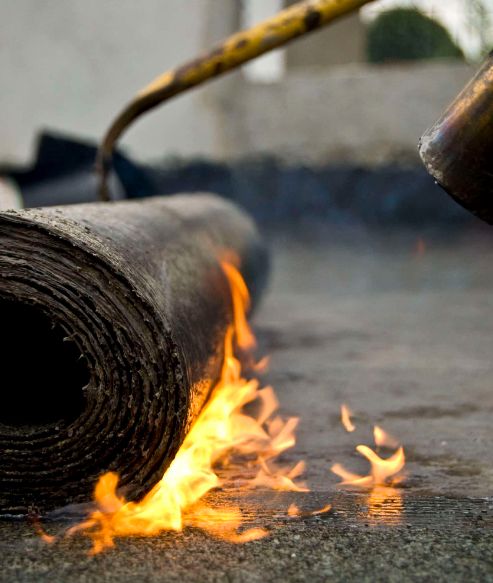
<box><xmin>97</xmin><ymin>0</ymin><xmax>373</xmax><ymax>200</ymax></box>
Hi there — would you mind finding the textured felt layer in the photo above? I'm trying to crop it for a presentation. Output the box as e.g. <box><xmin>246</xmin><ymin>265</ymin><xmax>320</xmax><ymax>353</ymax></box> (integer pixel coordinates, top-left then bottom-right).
<box><xmin>0</xmin><ymin>194</ymin><xmax>268</xmax><ymax>514</ymax></box>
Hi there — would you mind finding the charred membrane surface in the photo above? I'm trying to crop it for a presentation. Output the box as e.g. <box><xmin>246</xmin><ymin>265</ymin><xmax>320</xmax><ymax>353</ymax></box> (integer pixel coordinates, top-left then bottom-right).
<box><xmin>0</xmin><ymin>194</ymin><xmax>268</xmax><ymax>514</ymax></box>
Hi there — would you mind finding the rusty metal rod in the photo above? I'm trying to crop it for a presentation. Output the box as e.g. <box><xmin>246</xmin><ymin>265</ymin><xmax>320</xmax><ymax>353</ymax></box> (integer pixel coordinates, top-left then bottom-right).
<box><xmin>97</xmin><ymin>0</ymin><xmax>374</xmax><ymax>200</ymax></box>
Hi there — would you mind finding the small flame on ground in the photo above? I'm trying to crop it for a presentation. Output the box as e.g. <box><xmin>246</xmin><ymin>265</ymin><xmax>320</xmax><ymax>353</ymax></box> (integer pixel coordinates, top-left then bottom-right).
<box><xmin>62</xmin><ymin>261</ymin><xmax>307</xmax><ymax>553</ymax></box>
<box><xmin>31</xmin><ymin>518</ymin><xmax>56</xmax><ymax>544</ymax></box>
<box><xmin>373</xmin><ymin>425</ymin><xmax>399</xmax><ymax>449</ymax></box>
<box><xmin>288</xmin><ymin>503</ymin><xmax>332</xmax><ymax>518</ymax></box>
<box><xmin>332</xmin><ymin>410</ymin><xmax>406</xmax><ymax>525</ymax></box>
<box><xmin>287</xmin><ymin>503</ymin><xmax>300</xmax><ymax>517</ymax></box>
<box><xmin>331</xmin><ymin>441</ymin><xmax>405</xmax><ymax>488</ymax></box>
<box><xmin>332</xmin><ymin>412</ymin><xmax>405</xmax><ymax>489</ymax></box>
<box><xmin>340</xmin><ymin>404</ymin><xmax>356</xmax><ymax>432</ymax></box>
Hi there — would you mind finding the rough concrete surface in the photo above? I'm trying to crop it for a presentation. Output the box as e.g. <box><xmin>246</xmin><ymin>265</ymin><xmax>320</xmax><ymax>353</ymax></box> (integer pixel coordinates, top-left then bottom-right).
<box><xmin>1</xmin><ymin>227</ymin><xmax>493</xmax><ymax>582</ymax></box>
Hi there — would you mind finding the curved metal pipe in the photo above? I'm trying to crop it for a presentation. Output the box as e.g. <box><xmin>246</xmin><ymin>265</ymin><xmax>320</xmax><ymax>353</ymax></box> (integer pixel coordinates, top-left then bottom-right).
<box><xmin>97</xmin><ymin>0</ymin><xmax>373</xmax><ymax>200</ymax></box>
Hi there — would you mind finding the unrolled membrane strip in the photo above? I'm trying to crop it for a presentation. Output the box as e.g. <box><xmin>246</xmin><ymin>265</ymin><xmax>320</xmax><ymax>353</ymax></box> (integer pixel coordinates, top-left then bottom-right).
<box><xmin>0</xmin><ymin>194</ymin><xmax>268</xmax><ymax>514</ymax></box>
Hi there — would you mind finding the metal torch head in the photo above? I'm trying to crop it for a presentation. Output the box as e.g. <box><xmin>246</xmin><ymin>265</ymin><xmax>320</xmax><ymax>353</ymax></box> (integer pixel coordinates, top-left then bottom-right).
<box><xmin>419</xmin><ymin>52</ymin><xmax>493</xmax><ymax>225</ymax></box>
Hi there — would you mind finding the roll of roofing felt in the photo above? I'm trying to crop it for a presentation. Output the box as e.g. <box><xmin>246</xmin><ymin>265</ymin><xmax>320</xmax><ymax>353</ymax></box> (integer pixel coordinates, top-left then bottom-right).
<box><xmin>0</xmin><ymin>194</ymin><xmax>268</xmax><ymax>514</ymax></box>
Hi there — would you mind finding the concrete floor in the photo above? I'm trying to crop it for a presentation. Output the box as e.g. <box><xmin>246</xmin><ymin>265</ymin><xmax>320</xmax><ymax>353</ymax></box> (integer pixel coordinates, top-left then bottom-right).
<box><xmin>1</xmin><ymin>227</ymin><xmax>493</xmax><ymax>582</ymax></box>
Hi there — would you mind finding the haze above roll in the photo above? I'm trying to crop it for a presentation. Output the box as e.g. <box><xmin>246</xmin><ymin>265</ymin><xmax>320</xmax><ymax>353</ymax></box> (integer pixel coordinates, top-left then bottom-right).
<box><xmin>0</xmin><ymin>194</ymin><xmax>268</xmax><ymax>514</ymax></box>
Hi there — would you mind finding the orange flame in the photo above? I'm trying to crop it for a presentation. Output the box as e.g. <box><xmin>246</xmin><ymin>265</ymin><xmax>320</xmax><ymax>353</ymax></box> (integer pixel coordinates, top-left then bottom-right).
<box><xmin>221</xmin><ymin>261</ymin><xmax>256</xmax><ymax>350</ymax></box>
<box><xmin>332</xmin><ymin>413</ymin><xmax>405</xmax><ymax>488</ymax></box>
<box><xmin>340</xmin><ymin>404</ymin><xmax>355</xmax><ymax>432</ymax></box>
<box><xmin>31</xmin><ymin>518</ymin><xmax>56</xmax><ymax>544</ymax></box>
<box><xmin>287</xmin><ymin>503</ymin><xmax>300</xmax><ymax>517</ymax></box>
<box><xmin>331</xmin><ymin>443</ymin><xmax>405</xmax><ymax>488</ymax></box>
<box><xmin>287</xmin><ymin>503</ymin><xmax>332</xmax><ymax>518</ymax></box>
<box><xmin>332</xmin><ymin>413</ymin><xmax>405</xmax><ymax>524</ymax></box>
<box><xmin>66</xmin><ymin>261</ymin><xmax>305</xmax><ymax>553</ymax></box>
<box><xmin>373</xmin><ymin>425</ymin><xmax>399</xmax><ymax>449</ymax></box>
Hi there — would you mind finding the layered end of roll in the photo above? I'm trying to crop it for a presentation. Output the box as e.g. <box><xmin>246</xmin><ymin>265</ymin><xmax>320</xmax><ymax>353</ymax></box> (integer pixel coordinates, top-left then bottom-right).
<box><xmin>0</xmin><ymin>213</ymin><xmax>185</xmax><ymax>514</ymax></box>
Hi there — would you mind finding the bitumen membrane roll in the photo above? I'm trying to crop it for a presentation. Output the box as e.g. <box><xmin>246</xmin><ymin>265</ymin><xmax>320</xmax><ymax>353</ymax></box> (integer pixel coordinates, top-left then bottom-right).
<box><xmin>0</xmin><ymin>194</ymin><xmax>268</xmax><ymax>514</ymax></box>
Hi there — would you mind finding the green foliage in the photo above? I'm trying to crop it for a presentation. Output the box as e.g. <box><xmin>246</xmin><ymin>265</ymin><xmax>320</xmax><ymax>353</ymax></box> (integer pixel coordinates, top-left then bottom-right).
<box><xmin>367</xmin><ymin>8</ymin><xmax>463</xmax><ymax>63</ymax></box>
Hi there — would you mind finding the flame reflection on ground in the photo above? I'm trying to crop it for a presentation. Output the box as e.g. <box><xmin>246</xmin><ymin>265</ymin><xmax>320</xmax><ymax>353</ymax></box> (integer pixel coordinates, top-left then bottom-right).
<box><xmin>366</xmin><ymin>486</ymin><xmax>404</xmax><ymax>525</ymax></box>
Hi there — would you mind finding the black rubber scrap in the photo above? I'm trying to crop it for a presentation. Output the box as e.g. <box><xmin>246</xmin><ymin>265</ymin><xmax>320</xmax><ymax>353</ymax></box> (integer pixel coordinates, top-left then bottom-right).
<box><xmin>0</xmin><ymin>194</ymin><xmax>268</xmax><ymax>514</ymax></box>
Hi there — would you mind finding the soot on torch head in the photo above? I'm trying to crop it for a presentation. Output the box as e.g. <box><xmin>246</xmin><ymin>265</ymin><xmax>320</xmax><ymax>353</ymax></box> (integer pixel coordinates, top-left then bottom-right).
<box><xmin>419</xmin><ymin>52</ymin><xmax>493</xmax><ymax>225</ymax></box>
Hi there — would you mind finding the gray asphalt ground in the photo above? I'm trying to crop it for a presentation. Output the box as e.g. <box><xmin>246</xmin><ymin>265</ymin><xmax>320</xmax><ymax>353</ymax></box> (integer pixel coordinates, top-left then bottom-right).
<box><xmin>2</xmin><ymin>226</ymin><xmax>493</xmax><ymax>582</ymax></box>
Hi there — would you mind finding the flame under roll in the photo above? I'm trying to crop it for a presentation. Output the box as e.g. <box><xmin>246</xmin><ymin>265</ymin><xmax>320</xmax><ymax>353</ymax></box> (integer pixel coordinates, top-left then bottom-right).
<box><xmin>0</xmin><ymin>194</ymin><xmax>268</xmax><ymax>514</ymax></box>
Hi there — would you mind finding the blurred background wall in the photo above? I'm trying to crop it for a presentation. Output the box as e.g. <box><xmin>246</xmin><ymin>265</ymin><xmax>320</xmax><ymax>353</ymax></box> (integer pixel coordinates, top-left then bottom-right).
<box><xmin>0</xmin><ymin>0</ymin><xmax>491</xmax><ymax>166</ymax></box>
<box><xmin>0</xmin><ymin>0</ymin><xmax>235</xmax><ymax>164</ymax></box>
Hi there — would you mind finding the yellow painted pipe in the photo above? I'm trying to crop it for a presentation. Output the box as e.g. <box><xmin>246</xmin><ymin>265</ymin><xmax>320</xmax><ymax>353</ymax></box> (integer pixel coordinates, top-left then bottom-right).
<box><xmin>98</xmin><ymin>0</ymin><xmax>374</xmax><ymax>199</ymax></box>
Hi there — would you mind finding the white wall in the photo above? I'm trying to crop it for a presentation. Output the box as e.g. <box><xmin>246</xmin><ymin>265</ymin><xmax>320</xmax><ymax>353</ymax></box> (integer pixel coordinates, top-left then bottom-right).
<box><xmin>219</xmin><ymin>61</ymin><xmax>473</xmax><ymax>165</ymax></box>
<box><xmin>0</xmin><ymin>0</ymin><xmax>223</xmax><ymax>164</ymax></box>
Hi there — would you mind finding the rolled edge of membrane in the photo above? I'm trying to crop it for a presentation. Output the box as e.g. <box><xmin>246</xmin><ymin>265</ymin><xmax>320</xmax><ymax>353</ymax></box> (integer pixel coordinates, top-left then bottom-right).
<box><xmin>0</xmin><ymin>208</ymin><xmax>187</xmax><ymax>514</ymax></box>
<box><xmin>0</xmin><ymin>195</ymin><xmax>268</xmax><ymax>514</ymax></box>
